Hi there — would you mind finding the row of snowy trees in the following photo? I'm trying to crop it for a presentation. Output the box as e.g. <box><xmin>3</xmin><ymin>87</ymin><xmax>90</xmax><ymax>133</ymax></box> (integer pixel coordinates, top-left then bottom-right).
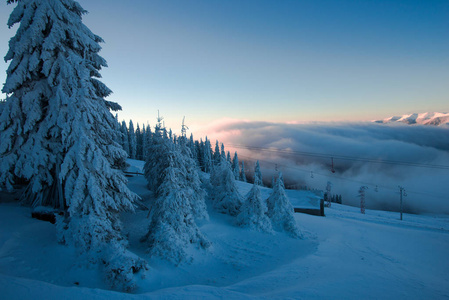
<box><xmin>117</xmin><ymin>118</ymin><xmax>149</xmax><ymax>160</ymax></box>
<box><xmin>211</xmin><ymin>159</ymin><xmax>301</xmax><ymax>238</ymax></box>
<box><xmin>117</xmin><ymin>118</ymin><xmax>249</xmax><ymax>183</ymax></box>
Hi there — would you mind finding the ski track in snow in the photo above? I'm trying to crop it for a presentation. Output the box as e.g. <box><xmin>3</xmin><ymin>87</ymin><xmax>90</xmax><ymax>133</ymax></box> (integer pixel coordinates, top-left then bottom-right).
<box><xmin>0</xmin><ymin>160</ymin><xmax>448</xmax><ymax>299</ymax></box>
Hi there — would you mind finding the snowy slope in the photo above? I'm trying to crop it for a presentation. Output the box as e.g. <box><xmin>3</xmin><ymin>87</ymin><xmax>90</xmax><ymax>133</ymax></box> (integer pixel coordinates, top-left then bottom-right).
<box><xmin>1</xmin><ymin>164</ymin><xmax>449</xmax><ymax>299</ymax></box>
<box><xmin>374</xmin><ymin>112</ymin><xmax>449</xmax><ymax>126</ymax></box>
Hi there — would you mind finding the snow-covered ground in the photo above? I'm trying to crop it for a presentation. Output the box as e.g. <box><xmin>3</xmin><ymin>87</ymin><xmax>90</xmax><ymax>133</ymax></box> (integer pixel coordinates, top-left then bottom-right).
<box><xmin>1</xmin><ymin>160</ymin><xmax>448</xmax><ymax>299</ymax></box>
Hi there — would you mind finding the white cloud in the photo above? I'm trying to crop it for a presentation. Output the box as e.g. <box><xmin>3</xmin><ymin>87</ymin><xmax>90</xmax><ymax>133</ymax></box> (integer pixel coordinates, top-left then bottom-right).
<box><xmin>204</xmin><ymin>120</ymin><xmax>449</xmax><ymax>214</ymax></box>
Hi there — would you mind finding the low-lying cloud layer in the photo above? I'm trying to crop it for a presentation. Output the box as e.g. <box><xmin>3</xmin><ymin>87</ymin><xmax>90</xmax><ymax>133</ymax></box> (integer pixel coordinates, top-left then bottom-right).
<box><xmin>202</xmin><ymin>120</ymin><xmax>449</xmax><ymax>214</ymax></box>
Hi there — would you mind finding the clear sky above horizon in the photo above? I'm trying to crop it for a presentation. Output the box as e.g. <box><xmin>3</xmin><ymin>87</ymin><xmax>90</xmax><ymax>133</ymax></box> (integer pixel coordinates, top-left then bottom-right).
<box><xmin>0</xmin><ymin>0</ymin><xmax>448</xmax><ymax>133</ymax></box>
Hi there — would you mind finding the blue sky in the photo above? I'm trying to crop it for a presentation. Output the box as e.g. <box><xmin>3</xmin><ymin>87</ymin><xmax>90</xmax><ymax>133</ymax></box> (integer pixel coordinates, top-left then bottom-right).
<box><xmin>1</xmin><ymin>0</ymin><xmax>448</xmax><ymax>131</ymax></box>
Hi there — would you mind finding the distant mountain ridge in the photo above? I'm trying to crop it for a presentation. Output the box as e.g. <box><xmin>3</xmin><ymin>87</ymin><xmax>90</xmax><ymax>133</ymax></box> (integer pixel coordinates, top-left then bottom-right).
<box><xmin>374</xmin><ymin>112</ymin><xmax>449</xmax><ymax>126</ymax></box>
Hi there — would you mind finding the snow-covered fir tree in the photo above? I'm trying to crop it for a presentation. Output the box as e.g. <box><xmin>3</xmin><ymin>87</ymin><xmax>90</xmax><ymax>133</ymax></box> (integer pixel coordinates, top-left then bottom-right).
<box><xmin>232</xmin><ymin>152</ymin><xmax>239</xmax><ymax>180</ymax></box>
<box><xmin>220</xmin><ymin>143</ymin><xmax>226</xmax><ymax>161</ymax></box>
<box><xmin>142</xmin><ymin>138</ymin><xmax>210</xmax><ymax>265</ymax></box>
<box><xmin>143</xmin><ymin>124</ymin><xmax>152</xmax><ymax>159</ymax></box>
<box><xmin>0</xmin><ymin>0</ymin><xmax>146</xmax><ymax>291</ymax></box>
<box><xmin>210</xmin><ymin>159</ymin><xmax>243</xmax><ymax>216</ymax></box>
<box><xmin>254</xmin><ymin>160</ymin><xmax>263</xmax><ymax>186</ymax></box>
<box><xmin>240</xmin><ymin>160</ymin><xmax>247</xmax><ymax>182</ymax></box>
<box><xmin>135</xmin><ymin>122</ymin><xmax>142</xmax><ymax>160</ymax></box>
<box><xmin>144</xmin><ymin>120</ymin><xmax>168</xmax><ymax>193</ymax></box>
<box><xmin>121</xmin><ymin>120</ymin><xmax>130</xmax><ymax>156</ymax></box>
<box><xmin>202</xmin><ymin>138</ymin><xmax>212</xmax><ymax>173</ymax></box>
<box><xmin>267</xmin><ymin>172</ymin><xmax>301</xmax><ymax>238</ymax></box>
<box><xmin>235</xmin><ymin>164</ymin><xmax>273</xmax><ymax>233</ymax></box>
<box><xmin>226</xmin><ymin>151</ymin><xmax>231</xmax><ymax>164</ymax></box>
<box><xmin>188</xmin><ymin>133</ymin><xmax>196</xmax><ymax>158</ymax></box>
<box><xmin>178</xmin><ymin>134</ymin><xmax>209</xmax><ymax>221</ymax></box>
<box><xmin>140</xmin><ymin>125</ymin><xmax>146</xmax><ymax>159</ymax></box>
<box><xmin>195</xmin><ymin>139</ymin><xmax>204</xmax><ymax>170</ymax></box>
<box><xmin>213</xmin><ymin>140</ymin><xmax>221</xmax><ymax>165</ymax></box>
<box><xmin>128</xmin><ymin>120</ymin><xmax>137</xmax><ymax>159</ymax></box>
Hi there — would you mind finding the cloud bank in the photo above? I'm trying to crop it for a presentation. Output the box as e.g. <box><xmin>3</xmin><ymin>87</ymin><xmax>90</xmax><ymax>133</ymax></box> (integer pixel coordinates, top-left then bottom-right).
<box><xmin>202</xmin><ymin>120</ymin><xmax>449</xmax><ymax>214</ymax></box>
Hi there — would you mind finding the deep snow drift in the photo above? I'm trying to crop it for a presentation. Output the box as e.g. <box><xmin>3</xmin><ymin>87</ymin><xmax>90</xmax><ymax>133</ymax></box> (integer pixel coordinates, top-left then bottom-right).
<box><xmin>0</xmin><ymin>160</ymin><xmax>448</xmax><ymax>299</ymax></box>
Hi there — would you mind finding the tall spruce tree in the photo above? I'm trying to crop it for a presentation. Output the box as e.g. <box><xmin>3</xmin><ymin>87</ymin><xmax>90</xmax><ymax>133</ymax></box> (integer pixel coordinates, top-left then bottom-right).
<box><xmin>135</xmin><ymin>122</ymin><xmax>142</xmax><ymax>160</ymax></box>
<box><xmin>143</xmin><ymin>124</ymin><xmax>152</xmax><ymax>160</ymax></box>
<box><xmin>254</xmin><ymin>160</ymin><xmax>263</xmax><ymax>186</ymax></box>
<box><xmin>232</xmin><ymin>152</ymin><xmax>239</xmax><ymax>180</ymax></box>
<box><xmin>203</xmin><ymin>137</ymin><xmax>212</xmax><ymax>173</ymax></box>
<box><xmin>142</xmin><ymin>126</ymin><xmax>209</xmax><ymax>264</ymax></box>
<box><xmin>213</xmin><ymin>140</ymin><xmax>221</xmax><ymax>165</ymax></box>
<box><xmin>121</xmin><ymin>120</ymin><xmax>130</xmax><ymax>156</ymax></box>
<box><xmin>144</xmin><ymin>120</ymin><xmax>166</xmax><ymax>193</ymax></box>
<box><xmin>240</xmin><ymin>160</ymin><xmax>247</xmax><ymax>182</ymax></box>
<box><xmin>141</xmin><ymin>125</ymin><xmax>146</xmax><ymax>160</ymax></box>
<box><xmin>220</xmin><ymin>143</ymin><xmax>226</xmax><ymax>161</ymax></box>
<box><xmin>179</xmin><ymin>133</ymin><xmax>208</xmax><ymax>221</ymax></box>
<box><xmin>128</xmin><ymin>120</ymin><xmax>136</xmax><ymax>159</ymax></box>
<box><xmin>0</xmin><ymin>0</ymin><xmax>146</xmax><ymax>291</ymax></box>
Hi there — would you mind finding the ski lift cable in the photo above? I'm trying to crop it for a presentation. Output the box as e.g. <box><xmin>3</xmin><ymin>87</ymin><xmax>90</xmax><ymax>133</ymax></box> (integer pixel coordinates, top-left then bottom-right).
<box><xmin>237</xmin><ymin>154</ymin><xmax>448</xmax><ymax>200</ymax></box>
<box><xmin>228</xmin><ymin>143</ymin><xmax>449</xmax><ymax>170</ymax></box>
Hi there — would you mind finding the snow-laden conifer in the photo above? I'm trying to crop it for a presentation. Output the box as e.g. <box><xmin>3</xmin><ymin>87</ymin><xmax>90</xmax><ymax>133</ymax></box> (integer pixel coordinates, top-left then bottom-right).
<box><xmin>0</xmin><ymin>0</ymin><xmax>146</xmax><ymax>291</ymax></box>
<box><xmin>232</xmin><ymin>152</ymin><xmax>239</xmax><ymax>180</ymax></box>
<box><xmin>267</xmin><ymin>172</ymin><xmax>301</xmax><ymax>238</ymax></box>
<box><xmin>135</xmin><ymin>122</ymin><xmax>142</xmax><ymax>160</ymax></box>
<box><xmin>235</xmin><ymin>165</ymin><xmax>273</xmax><ymax>233</ymax></box>
<box><xmin>121</xmin><ymin>121</ymin><xmax>130</xmax><ymax>156</ymax></box>
<box><xmin>179</xmin><ymin>135</ymin><xmax>209</xmax><ymax>221</ymax></box>
<box><xmin>143</xmin><ymin>124</ymin><xmax>152</xmax><ymax>159</ymax></box>
<box><xmin>240</xmin><ymin>160</ymin><xmax>247</xmax><ymax>182</ymax></box>
<box><xmin>142</xmin><ymin>142</ymin><xmax>210</xmax><ymax>265</ymax></box>
<box><xmin>144</xmin><ymin>122</ymin><xmax>167</xmax><ymax>193</ymax></box>
<box><xmin>210</xmin><ymin>159</ymin><xmax>243</xmax><ymax>216</ymax></box>
<box><xmin>141</xmin><ymin>125</ymin><xmax>146</xmax><ymax>159</ymax></box>
<box><xmin>221</xmin><ymin>143</ymin><xmax>226</xmax><ymax>161</ymax></box>
<box><xmin>128</xmin><ymin>120</ymin><xmax>137</xmax><ymax>159</ymax></box>
<box><xmin>254</xmin><ymin>160</ymin><xmax>263</xmax><ymax>186</ymax></box>
<box><xmin>188</xmin><ymin>133</ymin><xmax>198</xmax><ymax>165</ymax></box>
<box><xmin>213</xmin><ymin>140</ymin><xmax>221</xmax><ymax>165</ymax></box>
<box><xmin>203</xmin><ymin>138</ymin><xmax>212</xmax><ymax>173</ymax></box>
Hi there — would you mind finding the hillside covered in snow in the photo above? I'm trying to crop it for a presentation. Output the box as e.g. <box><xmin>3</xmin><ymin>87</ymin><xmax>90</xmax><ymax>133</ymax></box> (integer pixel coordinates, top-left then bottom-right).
<box><xmin>374</xmin><ymin>112</ymin><xmax>449</xmax><ymax>126</ymax></box>
<box><xmin>1</xmin><ymin>161</ymin><xmax>448</xmax><ymax>299</ymax></box>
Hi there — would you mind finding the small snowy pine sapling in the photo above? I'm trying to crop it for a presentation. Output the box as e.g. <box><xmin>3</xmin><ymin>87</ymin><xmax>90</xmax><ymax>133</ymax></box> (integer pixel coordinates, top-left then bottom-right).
<box><xmin>254</xmin><ymin>160</ymin><xmax>263</xmax><ymax>186</ymax></box>
<box><xmin>235</xmin><ymin>163</ymin><xmax>273</xmax><ymax>233</ymax></box>
<box><xmin>267</xmin><ymin>172</ymin><xmax>301</xmax><ymax>238</ymax></box>
<box><xmin>210</xmin><ymin>159</ymin><xmax>243</xmax><ymax>216</ymax></box>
